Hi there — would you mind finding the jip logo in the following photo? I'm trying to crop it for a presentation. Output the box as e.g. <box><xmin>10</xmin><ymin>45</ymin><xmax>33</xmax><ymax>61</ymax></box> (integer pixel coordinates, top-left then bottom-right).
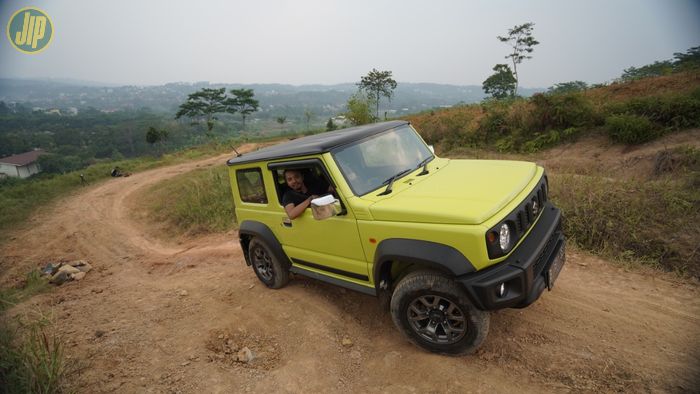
<box><xmin>6</xmin><ymin>7</ymin><xmax>53</xmax><ymax>54</ymax></box>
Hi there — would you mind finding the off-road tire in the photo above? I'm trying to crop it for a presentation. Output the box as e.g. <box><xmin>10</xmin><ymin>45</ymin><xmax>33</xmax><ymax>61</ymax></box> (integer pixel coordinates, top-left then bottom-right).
<box><xmin>248</xmin><ymin>238</ymin><xmax>289</xmax><ymax>289</ymax></box>
<box><xmin>390</xmin><ymin>270</ymin><xmax>489</xmax><ymax>355</ymax></box>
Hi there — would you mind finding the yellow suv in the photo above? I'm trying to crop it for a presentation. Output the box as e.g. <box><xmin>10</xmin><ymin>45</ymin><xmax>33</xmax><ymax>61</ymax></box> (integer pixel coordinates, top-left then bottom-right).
<box><xmin>227</xmin><ymin>120</ymin><xmax>566</xmax><ymax>355</ymax></box>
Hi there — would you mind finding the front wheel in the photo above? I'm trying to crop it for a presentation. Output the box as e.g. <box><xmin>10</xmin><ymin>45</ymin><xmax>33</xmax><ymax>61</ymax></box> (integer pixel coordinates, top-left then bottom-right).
<box><xmin>390</xmin><ymin>270</ymin><xmax>489</xmax><ymax>355</ymax></box>
<box><xmin>248</xmin><ymin>238</ymin><xmax>289</xmax><ymax>289</ymax></box>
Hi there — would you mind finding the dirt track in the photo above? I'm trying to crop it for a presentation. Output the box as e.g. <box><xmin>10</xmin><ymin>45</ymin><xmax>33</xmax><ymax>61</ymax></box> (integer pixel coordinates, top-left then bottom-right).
<box><xmin>2</xmin><ymin>146</ymin><xmax>699</xmax><ymax>393</ymax></box>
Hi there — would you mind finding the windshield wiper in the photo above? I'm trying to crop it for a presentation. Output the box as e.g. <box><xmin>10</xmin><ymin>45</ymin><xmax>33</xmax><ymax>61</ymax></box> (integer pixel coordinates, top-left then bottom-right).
<box><xmin>416</xmin><ymin>156</ymin><xmax>434</xmax><ymax>176</ymax></box>
<box><xmin>377</xmin><ymin>168</ymin><xmax>413</xmax><ymax>196</ymax></box>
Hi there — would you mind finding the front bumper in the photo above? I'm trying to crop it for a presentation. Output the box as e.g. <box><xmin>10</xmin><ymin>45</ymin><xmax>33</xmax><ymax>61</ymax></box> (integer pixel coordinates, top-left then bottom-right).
<box><xmin>457</xmin><ymin>202</ymin><xmax>566</xmax><ymax>311</ymax></box>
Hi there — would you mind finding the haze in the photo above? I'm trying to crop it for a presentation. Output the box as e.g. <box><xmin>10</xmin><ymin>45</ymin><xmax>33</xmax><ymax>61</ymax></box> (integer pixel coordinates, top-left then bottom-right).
<box><xmin>1</xmin><ymin>0</ymin><xmax>698</xmax><ymax>87</ymax></box>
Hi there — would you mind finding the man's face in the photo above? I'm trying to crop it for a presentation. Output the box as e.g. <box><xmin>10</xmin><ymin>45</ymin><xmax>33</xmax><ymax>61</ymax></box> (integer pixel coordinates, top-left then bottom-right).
<box><xmin>285</xmin><ymin>170</ymin><xmax>304</xmax><ymax>192</ymax></box>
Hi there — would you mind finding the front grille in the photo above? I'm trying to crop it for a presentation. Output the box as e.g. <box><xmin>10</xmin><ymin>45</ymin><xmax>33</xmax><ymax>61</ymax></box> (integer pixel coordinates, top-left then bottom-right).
<box><xmin>533</xmin><ymin>219</ymin><xmax>562</xmax><ymax>276</ymax></box>
<box><xmin>513</xmin><ymin>180</ymin><xmax>548</xmax><ymax>238</ymax></box>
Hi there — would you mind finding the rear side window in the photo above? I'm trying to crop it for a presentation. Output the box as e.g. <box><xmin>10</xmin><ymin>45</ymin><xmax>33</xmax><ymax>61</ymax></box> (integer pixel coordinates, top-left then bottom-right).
<box><xmin>236</xmin><ymin>168</ymin><xmax>268</xmax><ymax>204</ymax></box>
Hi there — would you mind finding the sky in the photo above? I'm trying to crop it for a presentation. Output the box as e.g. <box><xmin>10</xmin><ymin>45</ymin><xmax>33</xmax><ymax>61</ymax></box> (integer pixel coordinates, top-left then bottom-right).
<box><xmin>1</xmin><ymin>0</ymin><xmax>698</xmax><ymax>88</ymax></box>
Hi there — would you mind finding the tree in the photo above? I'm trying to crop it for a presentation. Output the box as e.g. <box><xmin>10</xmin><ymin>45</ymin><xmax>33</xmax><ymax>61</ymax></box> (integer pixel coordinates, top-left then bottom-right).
<box><xmin>146</xmin><ymin>126</ymin><xmax>169</xmax><ymax>156</ymax></box>
<box><xmin>326</xmin><ymin>118</ymin><xmax>337</xmax><ymax>131</ymax></box>
<box><xmin>345</xmin><ymin>93</ymin><xmax>376</xmax><ymax>126</ymax></box>
<box><xmin>304</xmin><ymin>109</ymin><xmax>314</xmax><ymax>130</ymax></box>
<box><xmin>276</xmin><ymin>116</ymin><xmax>286</xmax><ymax>125</ymax></box>
<box><xmin>497</xmin><ymin>22</ymin><xmax>539</xmax><ymax>96</ymax></box>
<box><xmin>357</xmin><ymin>68</ymin><xmax>398</xmax><ymax>120</ymax></box>
<box><xmin>227</xmin><ymin>89</ymin><xmax>259</xmax><ymax>130</ymax></box>
<box><xmin>547</xmin><ymin>81</ymin><xmax>588</xmax><ymax>94</ymax></box>
<box><xmin>482</xmin><ymin>64</ymin><xmax>517</xmax><ymax>99</ymax></box>
<box><xmin>175</xmin><ymin>87</ymin><xmax>228</xmax><ymax>135</ymax></box>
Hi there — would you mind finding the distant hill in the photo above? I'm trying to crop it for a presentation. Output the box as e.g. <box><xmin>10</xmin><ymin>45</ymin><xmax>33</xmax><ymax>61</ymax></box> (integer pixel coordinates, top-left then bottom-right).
<box><xmin>0</xmin><ymin>78</ymin><xmax>545</xmax><ymax>119</ymax></box>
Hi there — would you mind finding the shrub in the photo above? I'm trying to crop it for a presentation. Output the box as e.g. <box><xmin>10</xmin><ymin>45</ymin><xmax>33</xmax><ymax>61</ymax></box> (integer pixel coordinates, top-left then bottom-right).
<box><xmin>618</xmin><ymin>93</ymin><xmax>700</xmax><ymax>130</ymax></box>
<box><xmin>605</xmin><ymin>114</ymin><xmax>657</xmax><ymax>144</ymax></box>
<box><xmin>528</xmin><ymin>92</ymin><xmax>600</xmax><ymax>132</ymax></box>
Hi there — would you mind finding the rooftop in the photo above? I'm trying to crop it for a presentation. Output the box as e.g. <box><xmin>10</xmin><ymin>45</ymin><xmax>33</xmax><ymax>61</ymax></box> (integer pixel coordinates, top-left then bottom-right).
<box><xmin>0</xmin><ymin>149</ymin><xmax>45</xmax><ymax>166</ymax></box>
<box><xmin>227</xmin><ymin>120</ymin><xmax>409</xmax><ymax>166</ymax></box>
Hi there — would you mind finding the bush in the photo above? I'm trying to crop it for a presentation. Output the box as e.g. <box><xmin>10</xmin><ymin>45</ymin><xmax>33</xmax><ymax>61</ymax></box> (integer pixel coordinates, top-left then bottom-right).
<box><xmin>528</xmin><ymin>92</ymin><xmax>600</xmax><ymax>131</ymax></box>
<box><xmin>605</xmin><ymin>114</ymin><xmax>657</xmax><ymax>144</ymax></box>
<box><xmin>621</xmin><ymin>94</ymin><xmax>700</xmax><ymax>129</ymax></box>
<box><xmin>550</xmin><ymin>175</ymin><xmax>699</xmax><ymax>276</ymax></box>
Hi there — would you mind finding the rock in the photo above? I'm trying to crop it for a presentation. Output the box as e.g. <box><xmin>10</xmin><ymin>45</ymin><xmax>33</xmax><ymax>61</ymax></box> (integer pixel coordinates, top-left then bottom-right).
<box><xmin>178</xmin><ymin>290</ymin><xmax>188</xmax><ymax>297</ymax></box>
<box><xmin>72</xmin><ymin>272</ymin><xmax>86</xmax><ymax>281</ymax></box>
<box><xmin>236</xmin><ymin>347</ymin><xmax>255</xmax><ymax>363</ymax></box>
<box><xmin>181</xmin><ymin>361</ymin><xmax>190</xmax><ymax>366</ymax></box>
<box><xmin>94</xmin><ymin>330</ymin><xmax>106</xmax><ymax>338</ymax></box>
<box><xmin>68</xmin><ymin>260</ymin><xmax>92</xmax><ymax>273</ymax></box>
<box><xmin>341</xmin><ymin>337</ymin><xmax>353</xmax><ymax>347</ymax></box>
<box><xmin>50</xmin><ymin>271</ymin><xmax>72</xmax><ymax>285</ymax></box>
<box><xmin>58</xmin><ymin>265</ymin><xmax>81</xmax><ymax>275</ymax></box>
<box><xmin>41</xmin><ymin>262</ymin><xmax>61</xmax><ymax>276</ymax></box>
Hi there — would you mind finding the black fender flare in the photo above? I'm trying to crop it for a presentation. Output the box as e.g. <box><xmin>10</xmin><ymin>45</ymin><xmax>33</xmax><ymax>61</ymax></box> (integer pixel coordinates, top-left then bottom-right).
<box><xmin>373</xmin><ymin>238</ymin><xmax>476</xmax><ymax>290</ymax></box>
<box><xmin>238</xmin><ymin>220</ymin><xmax>290</xmax><ymax>268</ymax></box>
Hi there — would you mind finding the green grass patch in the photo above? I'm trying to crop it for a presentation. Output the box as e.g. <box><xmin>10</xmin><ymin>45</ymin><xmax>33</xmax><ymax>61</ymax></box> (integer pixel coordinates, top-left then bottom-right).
<box><xmin>0</xmin><ymin>310</ymin><xmax>68</xmax><ymax>394</ymax></box>
<box><xmin>605</xmin><ymin>114</ymin><xmax>657</xmax><ymax>144</ymax></box>
<box><xmin>146</xmin><ymin>165</ymin><xmax>236</xmax><ymax>236</ymax></box>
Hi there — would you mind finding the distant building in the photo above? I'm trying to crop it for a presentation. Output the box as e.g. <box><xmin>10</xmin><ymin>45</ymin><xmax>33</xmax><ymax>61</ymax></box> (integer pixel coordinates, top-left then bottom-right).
<box><xmin>0</xmin><ymin>149</ymin><xmax>45</xmax><ymax>178</ymax></box>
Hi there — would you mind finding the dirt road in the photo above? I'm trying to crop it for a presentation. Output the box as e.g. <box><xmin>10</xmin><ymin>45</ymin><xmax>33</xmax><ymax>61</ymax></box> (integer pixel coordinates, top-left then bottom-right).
<box><xmin>2</xmin><ymin>147</ymin><xmax>699</xmax><ymax>393</ymax></box>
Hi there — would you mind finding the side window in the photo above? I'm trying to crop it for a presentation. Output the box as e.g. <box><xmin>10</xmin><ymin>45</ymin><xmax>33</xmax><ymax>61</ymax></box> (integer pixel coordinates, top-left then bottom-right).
<box><xmin>272</xmin><ymin>166</ymin><xmax>333</xmax><ymax>205</ymax></box>
<box><xmin>236</xmin><ymin>168</ymin><xmax>268</xmax><ymax>204</ymax></box>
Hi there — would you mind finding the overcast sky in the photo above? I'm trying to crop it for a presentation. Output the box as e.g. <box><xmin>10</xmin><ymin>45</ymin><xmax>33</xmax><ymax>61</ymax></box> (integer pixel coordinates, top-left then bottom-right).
<box><xmin>1</xmin><ymin>0</ymin><xmax>698</xmax><ymax>87</ymax></box>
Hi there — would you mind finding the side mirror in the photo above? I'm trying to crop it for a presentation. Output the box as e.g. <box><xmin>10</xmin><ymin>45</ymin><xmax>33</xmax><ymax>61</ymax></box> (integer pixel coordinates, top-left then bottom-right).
<box><xmin>428</xmin><ymin>145</ymin><xmax>435</xmax><ymax>154</ymax></box>
<box><xmin>310</xmin><ymin>195</ymin><xmax>340</xmax><ymax>220</ymax></box>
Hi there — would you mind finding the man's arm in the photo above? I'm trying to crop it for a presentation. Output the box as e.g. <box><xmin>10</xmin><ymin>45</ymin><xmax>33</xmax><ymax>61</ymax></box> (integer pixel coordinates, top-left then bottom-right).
<box><xmin>284</xmin><ymin>196</ymin><xmax>315</xmax><ymax>220</ymax></box>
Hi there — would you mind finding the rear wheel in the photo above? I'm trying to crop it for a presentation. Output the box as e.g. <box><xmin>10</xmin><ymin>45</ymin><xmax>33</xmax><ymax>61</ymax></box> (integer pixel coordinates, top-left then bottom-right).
<box><xmin>248</xmin><ymin>238</ymin><xmax>289</xmax><ymax>289</ymax></box>
<box><xmin>390</xmin><ymin>270</ymin><xmax>489</xmax><ymax>355</ymax></box>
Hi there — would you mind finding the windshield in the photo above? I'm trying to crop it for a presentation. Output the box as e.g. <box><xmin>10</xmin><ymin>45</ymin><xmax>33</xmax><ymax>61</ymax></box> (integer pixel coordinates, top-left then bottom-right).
<box><xmin>332</xmin><ymin>125</ymin><xmax>434</xmax><ymax>196</ymax></box>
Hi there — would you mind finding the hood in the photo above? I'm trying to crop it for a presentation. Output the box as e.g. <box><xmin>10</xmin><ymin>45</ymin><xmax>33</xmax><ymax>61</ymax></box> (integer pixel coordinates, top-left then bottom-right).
<box><xmin>368</xmin><ymin>160</ymin><xmax>538</xmax><ymax>224</ymax></box>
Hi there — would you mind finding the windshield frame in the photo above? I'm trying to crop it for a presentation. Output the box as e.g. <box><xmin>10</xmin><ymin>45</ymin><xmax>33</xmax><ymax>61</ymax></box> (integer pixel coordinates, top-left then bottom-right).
<box><xmin>330</xmin><ymin>124</ymin><xmax>434</xmax><ymax>197</ymax></box>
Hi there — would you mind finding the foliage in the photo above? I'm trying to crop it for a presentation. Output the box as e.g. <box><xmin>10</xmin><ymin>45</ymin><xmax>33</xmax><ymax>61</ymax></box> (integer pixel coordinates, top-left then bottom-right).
<box><xmin>357</xmin><ymin>68</ymin><xmax>398</xmax><ymax>119</ymax></box>
<box><xmin>482</xmin><ymin>64</ymin><xmax>516</xmax><ymax>99</ymax></box>
<box><xmin>175</xmin><ymin>87</ymin><xmax>229</xmax><ymax>134</ymax></box>
<box><xmin>326</xmin><ymin>118</ymin><xmax>337</xmax><ymax>131</ymax></box>
<box><xmin>276</xmin><ymin>116</ymin><xmax>286</xmax><ymax>124</ymax></box>
<box><xmin>547</xmin><ymin>81</ymin><xmax>588</xmax><ymax>94</ymax></box>
<box><xmin>36</xmin><ymin>153</ymin><xmax>84</xmax><ymax>174</ymax></box>
<box><xmin>613</xmin><ymin>92</ymin><xmax>700</xmax><ymax>130</ymax></box>
<box><xmin>621</xmin><ymin>61</ymin><xmax>675</xmax><ymax>81</ymax></box>
<box><xmin>497</xmin><ymin>22</ymin><xmax>539</xmax><ymax>95</ymax></box>
<box><xmin>146</xmin><ymin>126</ymin><xmax>169</xmax><ymax>145</ymax></box>
<box><xmin>528</xmin><ymin>92</ymin><xmax>600</xmax><ymax>131</ymax></box>
<box><xmin>145</xmin><ymin>166</ymin><xmax>236</xmax><ymax>235</ymax></box>
<box><xmin>550</xmin><ymin>174</ymin><xmax>699</xmax><ymax>276</ymax></box>
<box><xmin>605</xmin><ymin>114</ymin><xmax>657</xmax><ymax>144</ymax></box>
<box><xmin>0</xmin><ymin>309</ymin><xmax>68</xmax><ymax>394</ymax></box>
<box><xmin>620</xmin><ymin>46</ymin><xmax>700</xmax><ymax>81</ymax></box>
<box><xmin>226</xmin><ymin>89</ymin><xmax>260</xmax><ymax>130</ymax></box>
<box><xmin>345</xmin><ymin>93</ymin><xmax>376</xmax><ymax>126</ymax></box>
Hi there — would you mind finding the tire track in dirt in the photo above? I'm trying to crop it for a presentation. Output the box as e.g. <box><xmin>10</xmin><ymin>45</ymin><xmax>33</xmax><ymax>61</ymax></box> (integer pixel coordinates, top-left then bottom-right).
<box><xmin>1</xmin><ymin>146</ymin><xmax>699</xmax><ymax>393</ymax></box>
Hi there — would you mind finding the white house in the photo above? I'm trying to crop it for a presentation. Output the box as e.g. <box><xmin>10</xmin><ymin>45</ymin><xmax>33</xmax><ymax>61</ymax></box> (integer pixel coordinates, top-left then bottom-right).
<box><xmin>0</xmin><ymin>149</ymin><xmax>45</xmax><ymax>178</ymax></box>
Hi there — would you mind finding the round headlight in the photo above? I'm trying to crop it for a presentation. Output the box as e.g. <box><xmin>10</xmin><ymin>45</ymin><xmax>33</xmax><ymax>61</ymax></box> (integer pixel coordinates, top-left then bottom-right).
<box><xmin>499</xmin><ymin>223</ymin><xmax>511</xmax><ymax>251</ymax></box>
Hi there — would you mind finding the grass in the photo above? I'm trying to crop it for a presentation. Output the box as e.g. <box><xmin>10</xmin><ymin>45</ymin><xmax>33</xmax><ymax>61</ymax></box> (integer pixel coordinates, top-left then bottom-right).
<box><xmin>145</xmin><ymin>165</ymin><xmax>236</xmax><ymax>236</ymax></box>
<box><xmin>549</xmin><ymin>174</ymin><xmax>699</xmax><ymax>276</ymax></box>
<box><xmin>0</xmin><ymin>270</ymin><xmax>50</xmax><ymax>313</ymax></box>
<box><xmin>0</xmin><ymin>309</ymin><xmax>68</xmax><ymax>394</ymax></box>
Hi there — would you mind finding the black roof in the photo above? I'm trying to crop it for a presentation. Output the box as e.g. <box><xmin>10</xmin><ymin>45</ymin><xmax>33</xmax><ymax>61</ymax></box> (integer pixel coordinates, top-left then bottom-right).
<box><xmin>227</xmin><ymin>120</ymin><xmax>409</xmax><ymax>166</ymax></box>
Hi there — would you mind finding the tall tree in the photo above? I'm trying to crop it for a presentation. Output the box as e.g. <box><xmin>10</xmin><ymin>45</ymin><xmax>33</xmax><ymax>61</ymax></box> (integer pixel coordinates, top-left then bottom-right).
<box><xmin>175</xmin><ymin>87</ymin><xmax>228</xmax><ymax>135</ymax></box>
<box><xmin>227</xmin><ymin>89</ymin><xmax>259</xmax><ymax>130</ymax></box>
<box><xmin>497</xmin><ymin>22</ymin><xmax>539</xmax><ymax>96</ymax></box>
<box><xmin>357</xmin><ymin>68</ymin><xmax>397</xmax><ymax>120</ymax></box>
<box><xmin>482</xmin><ymin>64</ymin><xmax>517</xmax><ymax>99</ymax></box>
